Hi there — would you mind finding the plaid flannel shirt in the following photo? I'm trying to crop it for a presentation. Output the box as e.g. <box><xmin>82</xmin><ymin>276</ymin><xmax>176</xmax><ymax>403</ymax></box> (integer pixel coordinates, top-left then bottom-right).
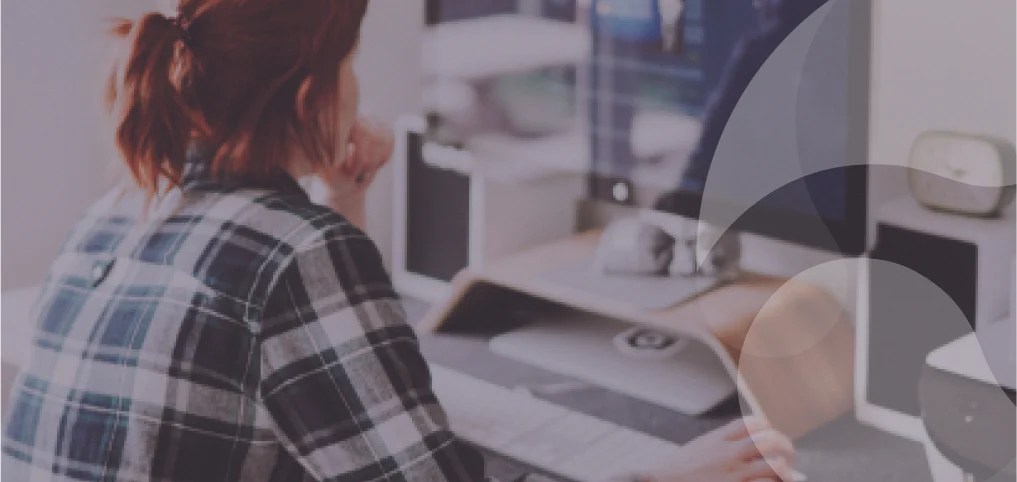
<box><xmin>2</xmin><ymin>160</ymin><xmax>491</xmax><ymax>482</ymax></box>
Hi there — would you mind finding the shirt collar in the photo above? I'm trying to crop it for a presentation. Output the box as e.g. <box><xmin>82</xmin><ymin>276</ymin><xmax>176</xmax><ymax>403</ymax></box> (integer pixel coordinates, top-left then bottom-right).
<box><xmin>179</xmin><ymin>144</ymin><xmax>309</xmax><ymax>199</ymax></box>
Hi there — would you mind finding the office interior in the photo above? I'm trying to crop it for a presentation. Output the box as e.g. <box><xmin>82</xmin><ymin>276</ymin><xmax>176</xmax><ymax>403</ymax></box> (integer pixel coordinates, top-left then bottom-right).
<box><xmin>2</xmin><ymin>1</ymin><xmax>1015</xmax><ymax>481</ymax></box>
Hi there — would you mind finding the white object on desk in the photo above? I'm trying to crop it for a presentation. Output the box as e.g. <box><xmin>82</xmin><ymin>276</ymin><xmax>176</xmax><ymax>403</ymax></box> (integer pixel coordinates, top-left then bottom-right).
<box><xmin>423</xmin><ymin>15</ymin><xmax>592</xmax><ymax>82</ymax></box>
<box><xmin>927</xmin><ymin>321</ymin><xmax>1016</xmax><ymax>390</ymax></box>
<box><xmin>629</xmin><ymin>110</ymin><xmax>702</xmax><ymax>161</ymax></box>
<box><xmin>1</xmin><ymin>287</ymin><xmax>40</xmax><ymax>368</ymax></box>
<box><xmin>539</xmin><ymin>258</ymin><xmax>722</xmax><ymax>312</ymax></box>
<box><xmin>422</xmin><ymin>79</ymin><xmax>479</xmax><ymax>118</ymax></box>
<box><xmin>489</xmin><ymin>315</ymin><xmax>735</xmax><ymax>415</ymax></box>
<box><xmin>612</xmin><ymin>326</ymin><xmax>690</xmax><ymax>361</ymax></box>
<box><xmin>430</xmin><ymin>364</ymin><xmax>805</xmax><ymax>482</ymax></box>
<box><xmin>907</xmin><ymin>130</ymin><xmax>1016</xmax><ymax>217</ymax></box>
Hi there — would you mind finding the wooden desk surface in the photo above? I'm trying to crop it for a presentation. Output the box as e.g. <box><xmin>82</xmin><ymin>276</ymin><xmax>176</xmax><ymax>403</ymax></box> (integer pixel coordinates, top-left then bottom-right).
<box><xmin>460</xmin><ymin>230</ymin><xmax>790</xmax><ymax>337</ymax></box>
<box><xmin>406</xmin><ymin>297</ymin><xmax>931</xmax><ymax>482</ymax></box>
<box><xmin>423</xmin><ymin>230</ymin><xmax>856</xmax><ymax>438</ymax></box>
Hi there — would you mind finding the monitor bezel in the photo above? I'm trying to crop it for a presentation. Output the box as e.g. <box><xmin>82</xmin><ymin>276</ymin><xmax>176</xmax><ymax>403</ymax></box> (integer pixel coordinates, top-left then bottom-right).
<box><xmin>587</xmin><ymin>0</ymin><xmax>872</xmax><ymax>256</ymax></box>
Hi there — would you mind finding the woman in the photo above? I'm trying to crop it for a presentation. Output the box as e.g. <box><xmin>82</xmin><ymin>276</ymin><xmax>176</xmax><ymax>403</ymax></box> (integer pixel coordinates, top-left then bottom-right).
<box><xmin>2</xmin><ymin>1</ymin><xmax>795</xmax><ymax>481</ymax></box>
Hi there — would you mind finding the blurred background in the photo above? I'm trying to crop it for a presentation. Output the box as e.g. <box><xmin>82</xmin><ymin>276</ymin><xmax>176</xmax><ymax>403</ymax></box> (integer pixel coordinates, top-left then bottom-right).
<box><xmin>3</xmin><ymin>0</ymin><xmax>1014</xmax><ymax>290</ymax></box>
<box><xmin>1</xmin><ymin>0</ymin><xmax>424</xmax><ymax>290</ymax></box>
<box><xmin>2</xmin><ymin>3</ymin><xmax>1014</xmax><ymax>480</ymax></box>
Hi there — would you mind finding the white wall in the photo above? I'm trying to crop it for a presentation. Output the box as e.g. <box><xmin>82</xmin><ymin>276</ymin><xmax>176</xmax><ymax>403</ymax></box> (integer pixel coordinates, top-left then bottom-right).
<box><xmin>0</xmin><ymin>0</ymin><xmax>424</xmax><ymax>418</ymax></box>
<box><xmin>2</xmin><ymin>0</ymin><xmax>1013</xmax><ymax>287</ymax></box>
<box><xmin>868</xmin><ymin>0</ymin><xmax>1016</xmax><ymax>203</ymax></box>
<box><xmin>1</xmin><ymin>0</ymin><xmax>162</xmax><ymax>417</ymax></box>
<box><xmin>0</xmin><ymin>0</ymin><xmax>422</xmax><ymax>288</ymax></box>
<box><xmin>356</xmin><ymin>0</ymin><xmax>425</xmax><ymax>266</ymax></box>
<box><xmin>356</xmin><ymin>0</ymin><xmax>1016</xmax><ymax>277</ymax></box>
<box><xmin>2</xmin><ymin>1</ymin><xmax>159</xmax><ymax>290</ymax></box>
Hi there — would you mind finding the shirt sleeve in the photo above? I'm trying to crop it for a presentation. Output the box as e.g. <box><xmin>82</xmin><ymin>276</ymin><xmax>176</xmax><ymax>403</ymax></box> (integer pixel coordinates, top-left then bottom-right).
<box><xmin>258</xmin><ymin>226</ymin><xmax>490</xmax><ymax>482</ymax></box>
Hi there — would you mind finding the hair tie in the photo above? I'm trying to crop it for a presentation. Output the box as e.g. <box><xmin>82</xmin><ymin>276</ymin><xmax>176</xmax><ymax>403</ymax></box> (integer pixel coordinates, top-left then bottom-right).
<box><xmin>171</xmin><ymin>16</ymin><xmax>194</xmax><ymax>46</ymax></box>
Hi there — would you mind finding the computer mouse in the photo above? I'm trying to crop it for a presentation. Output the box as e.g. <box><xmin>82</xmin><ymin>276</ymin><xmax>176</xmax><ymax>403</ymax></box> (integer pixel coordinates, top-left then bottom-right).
<box><xmin>593</xmin><ymin>218</ymin><xmax>675</xmax><ymax>276</ymax></box>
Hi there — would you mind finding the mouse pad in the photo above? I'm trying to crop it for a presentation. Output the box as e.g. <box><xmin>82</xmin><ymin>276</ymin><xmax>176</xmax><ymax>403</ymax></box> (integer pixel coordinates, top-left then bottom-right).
<box><xmin>539</xmin><ymin>258</ymin><xmax>722</xmax><ymax>311</ymax></box>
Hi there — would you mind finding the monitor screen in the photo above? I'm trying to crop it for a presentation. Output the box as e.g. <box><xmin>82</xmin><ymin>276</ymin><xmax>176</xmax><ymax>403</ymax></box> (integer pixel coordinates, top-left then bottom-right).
<box><xmin>424</xmin><ymin>0</ymin><xmax>870</xmax><ymax>254</ymax></box>
<box><xmin>588</xmin><ymin>0</ymin><xmax>870</xmax><ymax>254</ymax></box>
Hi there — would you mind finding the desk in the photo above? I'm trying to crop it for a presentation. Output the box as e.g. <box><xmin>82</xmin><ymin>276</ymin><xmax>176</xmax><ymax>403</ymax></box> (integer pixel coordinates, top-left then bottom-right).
<box><xmin>0</xmin><ymin>288</ymin><xmax>934</xmax><ymax>481</ymax></box>
<box><xmin>404</xmin><ymin>298</ymin><xmax>934</xmax><ymax>482</ymax></box>
<box><xmin>421</xmin><ymin>231</ymin><xmax>856</xmax><ymax>439</ymax></box>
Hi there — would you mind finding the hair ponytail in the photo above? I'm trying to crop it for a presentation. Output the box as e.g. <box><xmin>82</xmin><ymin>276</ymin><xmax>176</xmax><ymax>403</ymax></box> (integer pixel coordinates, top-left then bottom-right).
<box><xmin>106</xmin><ymin>0</ymin><xmax>369</xmax><ymax>195</ymax></box>
<box><xmin>108</xmin><ymin>13</ymin><xmax>200</xmax><ymax>194</ymax></box>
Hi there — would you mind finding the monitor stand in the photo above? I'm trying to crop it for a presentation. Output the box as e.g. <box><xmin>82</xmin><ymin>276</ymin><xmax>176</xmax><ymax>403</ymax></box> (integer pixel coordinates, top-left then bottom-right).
<box><xmin>539</xmin><ymin>259</ymin><xmax>724</xmax><ymax>311</ymax></box>
<box><xmin>489</xmin><ymin>312</ymin><xmax>736</xmax><ymax>415</ymax></box>
<box><xmin>419</xmin><ymin>230</ymin><xmax>856</xmax><ymax>439</ymax></box>
<box><xmin>538</xmin><ymin>218</ymin><xmax>740</xmax><ymax>311</ymax></box>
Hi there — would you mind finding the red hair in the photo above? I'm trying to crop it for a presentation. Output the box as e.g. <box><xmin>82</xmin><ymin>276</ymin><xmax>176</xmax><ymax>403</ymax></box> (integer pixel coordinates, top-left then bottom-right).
<box><xmin>107</xmin><ymin>0</ymin><xmax>369</xmax><ymax>193</ymax></box>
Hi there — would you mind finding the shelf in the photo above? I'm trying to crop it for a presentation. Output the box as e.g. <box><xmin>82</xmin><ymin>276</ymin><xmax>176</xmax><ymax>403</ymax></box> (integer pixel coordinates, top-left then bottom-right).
<box><xmin>420</xmin><ymin>127</ymin><xmax>589</xmax><ymax>184</ymax></box>
<box><xmin>423</xmin><ymin>14</ymin><xmax>592</xmax><ymax>81</ymax></box>
<box><xmin>421</xmin><ymin>230</ymin><xmax>857</xmax><ymax>438</ymax></box>
<box><xmin>464</xmin><ymin>126</ymin><xmax>590</xmax><ymax>182</ymax></box>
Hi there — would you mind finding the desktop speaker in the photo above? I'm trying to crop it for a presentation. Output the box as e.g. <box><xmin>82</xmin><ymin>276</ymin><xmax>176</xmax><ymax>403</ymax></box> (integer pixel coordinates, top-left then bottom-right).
<box><xmin>856</xmin><ymin>196</ymin><xmax>1015</xmax><ymax>441</ymax></box>
<box><xmin>392</xmin><ymin>115</ymin><xmax>584</xmax><ymax>302</ymax></box>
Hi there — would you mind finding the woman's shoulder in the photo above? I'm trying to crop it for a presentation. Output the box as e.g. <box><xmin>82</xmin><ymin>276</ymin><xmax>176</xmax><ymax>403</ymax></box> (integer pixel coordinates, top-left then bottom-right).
<box><xmin>180</xmin><ymin>187</ymin><xmax>370</xmax><ymax>270</ymax></box>
<box><xmin>81</xmin><ymin>184</ymin><xmax>368</xmax><ymax>265</ymax></box>
<box><xmin>249</xmin><ymin>189</ymin><xmax>362</xmax><ymax>241</ymax></box>
<box><xmin>243</xmin><ymin>190</ymin><xmax>394</xmax><ymax>310</ymax></box>
<box><xmin>81</xmin><ymin>185</ymin><xmax>381</xmax><ymax>307</ymax></box>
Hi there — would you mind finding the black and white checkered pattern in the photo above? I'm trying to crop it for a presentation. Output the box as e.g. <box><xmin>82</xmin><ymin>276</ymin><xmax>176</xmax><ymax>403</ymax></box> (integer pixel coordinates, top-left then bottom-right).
<box><xmin>3</xmin><ymin>160</ymin><xmax>490</xmax><ymax>481</ymax></box>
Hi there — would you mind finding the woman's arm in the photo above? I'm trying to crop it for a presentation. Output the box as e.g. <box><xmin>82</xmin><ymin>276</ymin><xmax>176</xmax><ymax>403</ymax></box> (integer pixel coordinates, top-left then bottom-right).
<box><xmin>258</xmin><ymin>226</ymin><xmax>490</xmax><ymax>482</ymax></box>
<box><xmin>315</xmin><ymin>116</ymin><xmax>394</xmax><ymax>231</ymax></box>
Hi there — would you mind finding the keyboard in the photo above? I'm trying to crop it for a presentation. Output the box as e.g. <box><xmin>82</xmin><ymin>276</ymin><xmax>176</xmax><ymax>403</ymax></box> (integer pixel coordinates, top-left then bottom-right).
<box><xmin>430</xmin><ymin>365</ymin><xmax>805</xmax><ymax>482</ymax></box>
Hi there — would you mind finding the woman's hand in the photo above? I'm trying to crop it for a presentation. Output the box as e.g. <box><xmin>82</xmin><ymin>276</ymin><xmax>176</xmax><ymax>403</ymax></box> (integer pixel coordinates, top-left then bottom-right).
<box><xmin>317</xmin><ymin>116</ymin><xmax>395</xmax><ymax>230</ymax></box>
<box><xmin>645</xmin><ymin>417</ymin><xmax>796</xmax><ymax>482</ymax></box>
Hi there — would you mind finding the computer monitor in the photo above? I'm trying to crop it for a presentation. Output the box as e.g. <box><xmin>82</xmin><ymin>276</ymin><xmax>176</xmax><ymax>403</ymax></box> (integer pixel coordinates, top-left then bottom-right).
<box><xmin>585</xmin><ymin>0</ymin><xmax>871</xmax><ymax>255</ymax></box>
<box><xmin>424</xmin><ymin>0</ymin><xmax>870</xmax><ymax>255</ymax></box>
<box><xmin>417</xmin><ymin>0</ymin><xmax>874</xmax><ymax>421</ymax></box>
